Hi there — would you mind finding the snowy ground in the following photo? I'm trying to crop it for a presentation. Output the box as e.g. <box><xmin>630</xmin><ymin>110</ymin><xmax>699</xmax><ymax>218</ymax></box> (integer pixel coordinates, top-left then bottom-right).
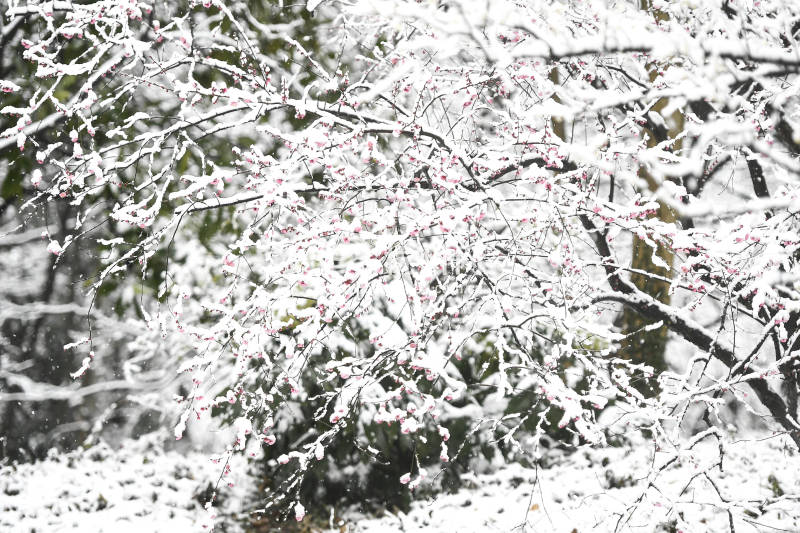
<box><xmin>337</xmin><ymin>435</ymin><xmax>800</xmax><ymax>533</ymax></box>
<box><xmin>2</xmin><ymin>434</ymin><xmax>799</xmax><ymax>532</ymax></box>
<box><xmin>0</xmin><ymin>437</ymin><xmax>251</xmax><ymax>533</ymax></box>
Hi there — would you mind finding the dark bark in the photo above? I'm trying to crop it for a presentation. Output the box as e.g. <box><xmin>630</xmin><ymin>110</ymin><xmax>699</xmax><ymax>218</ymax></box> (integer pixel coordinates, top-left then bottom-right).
<box><xmin>594</xmin><ymin>289</ymin><xmax>800</xmax><ymax>448</ymax></box>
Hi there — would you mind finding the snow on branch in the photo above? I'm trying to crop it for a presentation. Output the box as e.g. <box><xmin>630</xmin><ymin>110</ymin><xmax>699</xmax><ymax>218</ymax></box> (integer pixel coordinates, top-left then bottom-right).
<box><xmin>6</xmin><ymin>0</ymin><xmax>800</xmax><ymax>526</ymax></box>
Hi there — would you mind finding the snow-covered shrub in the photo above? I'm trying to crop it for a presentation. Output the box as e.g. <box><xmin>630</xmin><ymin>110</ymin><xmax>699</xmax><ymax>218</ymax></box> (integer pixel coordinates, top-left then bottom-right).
<box><xmin>217</xmin><ymin>322</ymin><xmax>561</xmax><ymax>518</ymax></box>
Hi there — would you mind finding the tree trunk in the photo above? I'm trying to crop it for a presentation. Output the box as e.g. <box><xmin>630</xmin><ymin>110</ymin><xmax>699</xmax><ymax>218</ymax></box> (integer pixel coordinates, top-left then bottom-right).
<box><xmin>616</xmin><ymin>0</ymin><xmax>681</xmax><ymax>395</ymax></box>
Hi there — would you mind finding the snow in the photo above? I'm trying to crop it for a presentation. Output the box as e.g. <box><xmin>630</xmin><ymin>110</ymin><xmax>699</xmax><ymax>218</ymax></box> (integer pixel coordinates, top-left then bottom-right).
<box><xmin>3</xmin><ymin>434</ymin><xmax>798</xmax><ymax>532</ymax></box>
<box><xmin>331</xmin><ymin>435</ymin><xmax>800</xmax><ymax>533</ymax></box>
<box><xmin>4</xmin><ymin>0</ymin><xmax>800</xmax><ymax>532</ymax></box>
<box><xmin>0</xmin><ymin>439</ymin><xmax>250</xmax><ymax>533</ymax></box>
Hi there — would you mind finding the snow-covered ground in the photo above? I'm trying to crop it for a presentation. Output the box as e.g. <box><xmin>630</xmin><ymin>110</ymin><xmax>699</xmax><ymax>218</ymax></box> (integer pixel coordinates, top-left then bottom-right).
<box><xmin>2</xmin><ymin>434</ymin><xmax>799</xmax><ymax>532</ymax></box>
<box><xmin>0</xmin><ymin>437</ymin><xmax>251</xmax><ymax>533</ymax></box>
<box><xmin>338</xmin><ymin>435</ymin><xmax>800</xmax><ymax>533</ymax></box>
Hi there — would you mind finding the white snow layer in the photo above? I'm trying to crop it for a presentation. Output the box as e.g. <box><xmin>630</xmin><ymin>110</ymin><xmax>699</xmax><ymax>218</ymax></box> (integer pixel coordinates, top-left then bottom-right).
<box><xmin>0</xmin><ymin>438</ymin><xmax>250</xmax><ymax>533</ymax></box>
<box><xmin>2</xmin><ymin>434</ymin><xmax>798</xmax><ymax>532</ymax></box>
<box><xmin>337</xmin><ymin>435</ymin><xmax>800</xmax><ymax>533</ymax></box>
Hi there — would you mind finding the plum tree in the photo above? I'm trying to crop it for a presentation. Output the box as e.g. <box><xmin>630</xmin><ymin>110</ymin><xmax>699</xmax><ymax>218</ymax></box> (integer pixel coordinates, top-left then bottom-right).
<box><xmin>4</xmin><ymin>0</ymin><xmax>800</xmax><ymax>525</ymax></box>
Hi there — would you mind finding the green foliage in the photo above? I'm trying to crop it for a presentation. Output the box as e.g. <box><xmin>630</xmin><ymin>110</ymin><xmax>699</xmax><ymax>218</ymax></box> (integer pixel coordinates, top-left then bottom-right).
<box><xmin>768</xmin><ymin>473</ymin><xmax>785</xmax><ymax>498</ymax></box>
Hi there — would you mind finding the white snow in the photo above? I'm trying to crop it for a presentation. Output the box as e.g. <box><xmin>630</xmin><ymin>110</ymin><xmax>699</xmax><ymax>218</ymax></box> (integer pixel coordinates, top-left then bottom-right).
<box><xmin>330</xmin><ymin>435</ymin><xmax>800</xmax><ymax>533</ymax></box>
<box><xmin>0</xmin><ymin>438</ymin><xmax>250</xmax><ymax>533</ymax></box>
<box><xmin>3</xmin><ymin>434</ymin><xmax>798</xmax><ymax>532</ymax></box>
